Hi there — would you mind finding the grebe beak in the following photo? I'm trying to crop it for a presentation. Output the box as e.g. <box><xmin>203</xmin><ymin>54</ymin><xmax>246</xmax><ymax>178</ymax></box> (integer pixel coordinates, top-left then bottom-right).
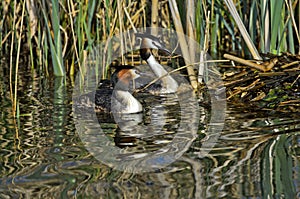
<box><xmin>158</xmin><ymin>47</ymin><xmax>171</xmax><ymax>56</ymax></box>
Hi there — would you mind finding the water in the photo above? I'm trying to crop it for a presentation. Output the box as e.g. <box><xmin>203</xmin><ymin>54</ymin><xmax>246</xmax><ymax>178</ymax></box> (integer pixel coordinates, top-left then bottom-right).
<box><xmin>0</xmin><ymin>66</ymin><xmax>299</xmax><ymax>198</ymax></box>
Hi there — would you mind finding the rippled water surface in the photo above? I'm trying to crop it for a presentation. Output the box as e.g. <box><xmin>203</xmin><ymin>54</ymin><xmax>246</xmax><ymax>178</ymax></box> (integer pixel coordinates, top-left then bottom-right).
<box><xmin>0</xmin><ymin>66</ymin><xmax>299</xmax><ymax>198</ymax></box>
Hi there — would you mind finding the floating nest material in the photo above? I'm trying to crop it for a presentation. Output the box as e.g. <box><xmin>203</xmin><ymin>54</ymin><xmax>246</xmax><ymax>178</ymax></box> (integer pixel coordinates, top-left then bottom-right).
<box><xmin>221</xmin><ymin>53</ymin><xmax>300</xmax><ymax>113</ymax></box>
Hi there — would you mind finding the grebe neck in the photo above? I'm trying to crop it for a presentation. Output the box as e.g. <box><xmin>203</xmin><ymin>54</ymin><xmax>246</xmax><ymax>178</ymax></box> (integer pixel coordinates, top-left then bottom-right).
<box><xmin>113</xmin><ymin>90</ymin><xmax>142</xmax><ymax>114</ymax></box>
<box><xmin>146</xmin><ymin>54</ymin><xmax>178</xmax><ymax>93</ymax></box>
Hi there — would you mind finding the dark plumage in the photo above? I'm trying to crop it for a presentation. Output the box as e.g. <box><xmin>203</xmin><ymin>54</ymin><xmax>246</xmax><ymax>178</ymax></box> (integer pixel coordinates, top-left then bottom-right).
<box><xmin>74</xmin><ymin>66</ymin><xmax>143</xmax><ymax>113</ymax></box>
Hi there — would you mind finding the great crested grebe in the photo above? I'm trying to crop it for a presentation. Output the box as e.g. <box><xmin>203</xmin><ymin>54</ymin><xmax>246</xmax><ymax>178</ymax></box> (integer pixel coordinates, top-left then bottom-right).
<box><xmin>76</xmin><ymin>65</ymin><xmax>143</xmax><ymax>114</ymax></box>
<box><xmin>136</xmin><ymin>33</ymin><xmax>179</xmax><ymax>94</ymax></box>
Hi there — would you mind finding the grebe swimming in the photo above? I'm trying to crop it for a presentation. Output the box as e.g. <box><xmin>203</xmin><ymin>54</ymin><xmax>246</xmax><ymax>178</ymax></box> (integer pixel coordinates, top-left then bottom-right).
<box><xmin>75</xmin><ymin>34</ymin><xmax>178</xmax><ymax>113</ymax></box>
<box><xmin>136</xmin><ymin>33</ymin><xmax>179</xmax><ymax>94</ymax></box>
<box><xmin>76</xmin><ymin>65</ymin><xmax>143</xmax><ymax>114</ymax></box>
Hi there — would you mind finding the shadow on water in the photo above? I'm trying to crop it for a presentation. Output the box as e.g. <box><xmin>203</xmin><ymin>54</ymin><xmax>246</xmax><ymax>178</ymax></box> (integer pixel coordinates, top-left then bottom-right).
<box><xmin>0</xmin><ymin>63</ymin><xmax>299</xmax><ymax>198</ymax></box>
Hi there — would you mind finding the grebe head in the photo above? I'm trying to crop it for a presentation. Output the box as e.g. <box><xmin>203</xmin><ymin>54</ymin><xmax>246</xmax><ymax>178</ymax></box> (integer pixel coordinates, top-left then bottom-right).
<box><xmin>135</xmin><ymin>34</ymin><xmax>179</xmax><ymax>94</ymax></box>
<box><xmin>110</xmin><ymin>65</ymin><xmax>143</xmax><ymax>114</ymax></box>
<box><xmin>111</xmin><ymin>65</ymin><xmax>141</xmax><ymax>90</ymax></box>
<box><xmin>135</xmin><ymin>33</ymin><xmax>171</xmax><ymax>60</ymax></box>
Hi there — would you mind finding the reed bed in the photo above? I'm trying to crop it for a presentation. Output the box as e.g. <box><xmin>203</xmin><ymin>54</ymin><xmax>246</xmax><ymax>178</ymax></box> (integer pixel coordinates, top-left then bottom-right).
<box><xmin>221</xmin><ymin>52</ymin><xmax>300</xmax><ymax>112</ymax></box>
<box><xmin>0</xmin><ymin>0</ymin><xmax>299</xmax><ymax>116</ymax></box>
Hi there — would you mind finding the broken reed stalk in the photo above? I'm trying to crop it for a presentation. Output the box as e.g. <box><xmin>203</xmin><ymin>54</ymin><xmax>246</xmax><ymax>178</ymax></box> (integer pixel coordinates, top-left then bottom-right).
<box><xmin>224</xmin><ymin>54</ymin><xmax>273</xmax><ymax>72</ymax></box>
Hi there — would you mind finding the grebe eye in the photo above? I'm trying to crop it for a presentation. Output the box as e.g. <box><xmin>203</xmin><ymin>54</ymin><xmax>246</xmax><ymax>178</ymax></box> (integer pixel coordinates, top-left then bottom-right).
<box><xmin>134</xmin><ymin>70</ymin><xmax>140</xmax><ymax>75</ymax></box>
